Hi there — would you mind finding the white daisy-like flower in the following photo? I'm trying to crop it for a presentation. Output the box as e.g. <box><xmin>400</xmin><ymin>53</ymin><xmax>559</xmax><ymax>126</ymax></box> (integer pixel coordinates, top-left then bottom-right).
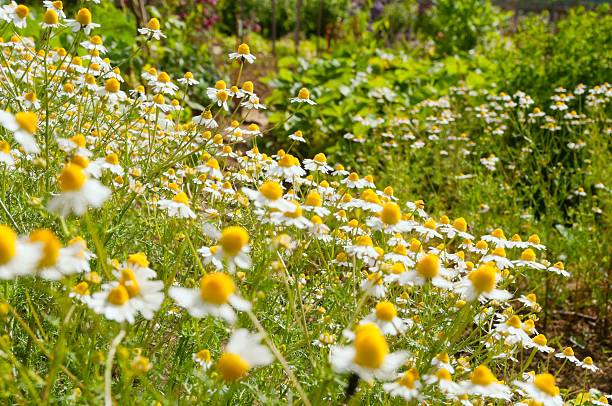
<box><xmin>168</xmin><ymin>272</ymin><xmax>251</xmax><ymax>323</ymax></box>
<box><xmin>329</xmin><ymin>323</ymin><xmax>408</xmax><ymax>381</ymax></box>
<box><xmin>228</xmin><ymin>43</ymin><xmax>256</xmax><ymax>64</ymax></box>
<box><xmin>65</xmin><ymin>8</ymin><xmax>100</xmax><ymax>35</ymax></box>
<box><xmin>242</xmin><ymin>180</ymin><xmax>295</xmax><ymax>212</ymax></box>
<box><xmin>0</xmin><ymin>110</ymin><xmax>40</xmax><ymax>153</ymax></box>
<box><xmin>156</xmin><ymin>192</ymin><xmax>197</xmax><ymax>219</ymax></box>
<box><xmin>48</xmin><ymin>164</ymin><xmax>111</xmax><ymax>217</ymax></box>
<box><xmin>362</xmin><ymin>301</ymin><xmax>407</xmax><ymax>336</ymax></box>
<box><xmin>217</xmin><ymin>329</ymin><xmax>274</xmax><ymax>383</ymax></box>
<box><xmin>459</xmin><ymin>365</ymin><xmax>512</xmax><ymax>400</ymax></box>
<box><xmin>383</xmin><ymin>369</ymin><xmax>423</xmax><ymax>401</ymax></box>
<box><xmin>454</xmin><ymin>263</ymin><xmax>512</xmax><ymax>302</ymax></box>
<box><xmin>89</xmin><ymin>267</ymin><xmax>164</xmax><ymax>323</ymax></box>
<box><xmin>290</xmin><ymin>88</ymin><xmax>316</xmax><ymax>105</ymax></box>
<box><xmin>513</xmin><ymin>374</ymin><xmax>564</xmax><ymax>406</ymax></box>
<box><xmin>0</xmin><ymin>225</ymin><xmax>42</xmax><ymax>279</ymax></box>
<box><xmin>138</xmin><ymin>18</ymin><xmax>166</xmax><ymax>40</ymax></box>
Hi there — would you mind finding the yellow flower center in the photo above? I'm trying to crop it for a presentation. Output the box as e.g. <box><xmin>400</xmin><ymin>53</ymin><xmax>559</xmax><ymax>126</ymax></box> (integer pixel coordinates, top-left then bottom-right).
<box><xmin>582</xmin><ymin>356</ymin><xmax>593</xmax><ymax>365</ymax></box>
<box><xmin>15</xmin><ymin>5</ymin><xmax>29</xmax><ymax>19</ymax></box>
<box><xmin>15</xmin><ymin>111</ymin><xmax>38</xmax><ymax>134</ymax></box>
<box><xmin>417</xmin><ymin>254</ymin><xmax>439</xmax><ymax>279</ymax></box>
<box><xmin>172</xmin><ymin>192</ymin><xmax>189</xmax><ymax>206</ymax></box>
<box><xmin>216</xmin><ymin>90</ymin><xmax>228</xmax><ymax>102</ymax></box>
<box><xmin>521</xmin><ymin>249</ymin><xmax>536</xmax><ymax>262</ymax></box>
<box><xmin>470</xmin><ymin>365</ymin><xmax>496</xmax><ymax>386</ymax></box>
<box><xmin>533</xmin><ymin>334</ymin><xmax>547</xmax><ymax>346</ymax></box>
<box><xmin>90</xmin><ymin>35</ymin><xmax>103</xmax><ymax>45</ymax></box>
<box><xmin>453</xmin><ymin>217</ymin><xmax>467</xmax><ymax>232</ymax></box>
<box><xmin>219</xmin><ymin>226</ymin><xmax>249</xmax><ymax>256</ymax></box>
<box><xmin>424</xmin><ymin>218</ymin><xmax>436</xmax><ymax>229</ymax></box>
<box><xmin>305</xmin><ymin>191</ymin><xmax>322</xmax><ymax>207</ymax></box>
<box><xmin>353</xmin><ymin>324</ymin><xmax>388</xmax><ymax>369</ymax></box>
<box><xmin>218</xmin><ymin>352</ymin><xmax>249</xmax><ymax>382</ymax></box>
<box><xmin>199</xmin><ymin>272</ymin><xmax>235</xmax><ymax>305</ymax></box>
<box><xmin>259</xmin><ymin>180</ymin><xmax>283</xmax><ymax>201</ymax></box>
<box><xmin>120</xmin><ymin>268</ymin><xmax>140</xmax><ymax>297</ymax></box>
<box><xmin>562</xmin><ymin>347</ymin><xmax>574</xmax><ymax>357</ymax></box>
<box><xmin>107</xmin><ymin>284</ymin><xmax>130</xmax><ymax>306</ymax></box>
<box><xmin>29</xmin><ymin>229</ymin><xmax>61</xmax><ymax>268</ymax></box>
<box><xmin>43</xmin><ymin>9</ymin><xmax>58</xmax><ymax>24</ymax></box>
<box><xmin>76</xmin><ymin>8</ymin><xmax>92</xmax><ymax>26</ymax></box>
<box><xmin>72</xmin><ymin>281</ymin><xmax>89</xmax><ymax>295</ymax></box>
<box><xmin>0</xmin><ymin>225</ymin><xmax>17</xmax><ymax>265</ymax></box>
<box><xmin>492</xmin><ymin>247</ymin><xmax>506</xmax><ymax>257</ymax></box>
<box><xmin>534</xmin><ymin>373</ymin><xmax>559</xmax><ymax>397</ymax></box>
<box><xmin>237</xmin><ymin>43</ymin><xmax>250</xmax><ymax>55</ymax></box>
<box><xmin>528</xmin><ymin>234</ymin><xmax>541</xmax><ymax>244</ymax></box>
<box><xmin>157</xmin><ymin>72</ymin><xmax>170</xmax><ymax>83</ymax></box>
<box><xmin>0</xmin><ymin>141</ymin><xmax>9</xmax><ymax>154</ymax></box>
<box><xmin>313</xmin><ymin>153</ymin><xmax>326</xmax><ymax>163</ymax></box>
<box><xmin>397</xmin><ymin>370</ymin><xmax>418</xmax><ymax>388</ymax></box>
<box><xmin>146</xmin><ymin>18</ymin><xmax>160</xmax><ymax>31</ymax></box>
<box><xmin>435</xmin><ymin>368</ymin><xmax>452</xmax><ymax>381</ymax></box>
<box><xmin>105</xmin><ymin>153</ymin><xmax>119</xmax><ymax>165</ymax></box>
<box><xmin>297</xmin><ymin>88</ymin><xmax>310</xmax><ymax>100</ymax></box>
<box><xmin>491</xmin><ymin>228</ymin><xmax>506</xmax><ymax>239</ymax></box>
<box><xmin>375</xmin><ymin>301</ymin><xmax>397</xmax><ymax>321</ymax></box>
<box><xmin>283</xmin><ymin>202</ymin><xmax>302</xmax><ymax>219</ymax></box>
<box><xmin>506</xmin><ymin>315</ymin><xmax>521</xmax><ymax>329</ymax></box>
<box><xmin>214</xmin><ymin>80</ymin><xmax>226</xmax><ymax>90</ymax></box>
<box><xmin>278</xmin><ymin>154</ymin><xmax>296</xmax><ymax>168</ymax></box>
<box><xmin>242</xmin><ymin>81</ymin><xmax>254</xmax><ymax>92</ymax></box>
<box><xmin>196</xmin><ymin>349</ymin><xmax>211</xmax><ymax>362</ymax></box>
<box><xmin>52</xmin><ymin>1</ymin><xmax>63</xmax><ymax>10</ymax></box>
<box><xmin>355</xmin><ymin>235</ymin><xmax>373</xmax><ymax>247</ymax></box>
<box><xmin>380</xmin><ymin>202</ymin><xmax>401</xmax><ymax>225</ymax></box>
<box><xmin>468</xmin><ymin>263</ymin><xmax>496</xmax><ymax>293</ymax></box>
<box><xmin>105</xmin><ymin>78</ymin><xmax>120</xmax><ymax>93</ymax></box>
<box><xmin>59</xmin><ymin>164</ymin><xmax>86</xmax><ymax>192</ymax></box>
<box><xmin>526</xmin><ymin>293</ymin><xmax>537</xmax><ymax>303</ymax></box>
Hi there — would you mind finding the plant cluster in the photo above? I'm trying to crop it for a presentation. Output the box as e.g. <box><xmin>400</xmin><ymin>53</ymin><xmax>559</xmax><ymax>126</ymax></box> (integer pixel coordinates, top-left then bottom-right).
<box><xmin>0</xmin><ymin>2</ymin><xmax>608</xmax><ymax>405</ymax></box>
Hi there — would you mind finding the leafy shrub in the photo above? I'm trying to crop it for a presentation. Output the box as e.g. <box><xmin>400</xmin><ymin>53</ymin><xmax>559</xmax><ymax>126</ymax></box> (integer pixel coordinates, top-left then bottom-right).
<box><xmin>488</xmin><ymin>4</ymin><xmax>612</xmax><ymax>104</ymax></box>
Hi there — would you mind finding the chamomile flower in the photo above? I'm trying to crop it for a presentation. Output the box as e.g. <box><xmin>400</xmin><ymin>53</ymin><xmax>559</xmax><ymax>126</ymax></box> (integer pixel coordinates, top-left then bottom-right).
<box><xmin>168</xmin><ymin>272</ymin><xmax>251</xmax><ymax>323</ymax></box>
<box><xmin>242</xmin><ymin>180</ymin><xmax>295</xmax><ymax>211</ymax></box>
<box><xmin>89</xmin><ymin>267</ymin><xmax>164</xmax><ymax>323</ymax></box>
<box><xmin>138</xmin><ymin>18</ymin><xmax>166</xmax><ymax>40</ymax></box>
<box><xmin>363</xmin><ymin>301</ymin><xmax>407</xmax><ymax>335</ymax></box>
<box><xmin>192</xmin><ymin>349</ymin><xmax>212</xmax><ymax>372</ymax></box>
<box><xmin>329</xmin><ymin>323</ymin><xmax>409</xmax><ymax>381</ymax></box>
<box><xmin>459</xmin><ymin>365</ymin><xmax>511</xmax><ymax>400</ymax></box>
<box><xmin>554</xmin><ymin>347</ymin><xmax>581</xmax><ymax>365</ymax></box>
<box><xmin>157</xmin><ymin>192</ymin><xmax>197</xmax><ymax>219</ymax></box>
<box><xmin>228</xmin><ymin>43</ymin><xmax>256</xmax><ymax>64</ymax></box>
<box><xmin>290</xmin><ymin>88</ymin><xmax>316</xmax><ymax>105</ymax></box>
<box><xmin>217</xmin><ymin>329</ymin><xmax>273</xmax><ymax>382</ymax></box>
<box><xmin>65</xmin><ymin>8</ymin><xmax>100</xmax><ymax>35</ymax></box>
<box><xmin>0</xmin><ymin>141</ymin><xmax>15</xmax><ymax>167</ymax></box>
<box><xmin>514</xmin><ymin>373</ymin><xmax>564</xmax><ymax>406</ymax></box>
<box><xmin>48</xmin><ymin>164</ymin><xmax>111</xmax><ymax>217</ymax></box>
<box><xmin>178</xmin><ymin>71</ymin><xmax>199</xmax><ymax>86</ymax></box>
<box><xmin>0</xmin><ymin>225</ymin><xmax>42</xmax><ymax>279</ymax></box>
<box><xmin>455</xmin><ymin>262</ymin><xmax>512</xmax><ymax>302</ymax></box>
<box><xmin>0</xmin><ymin>110</ymin><xmax>40</xmax><ymax>153</ymax></box>
<box><xmin>383</xmin><ymin>369</ymin><xmax>423</xmax><ymax>401</ymax></box>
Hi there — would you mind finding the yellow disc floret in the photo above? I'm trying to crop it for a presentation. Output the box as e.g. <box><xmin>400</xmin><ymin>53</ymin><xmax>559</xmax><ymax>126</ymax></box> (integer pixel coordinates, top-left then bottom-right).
<box><xmin>199</xmin><ymin>272</ymin><xmax>235</xmax><ymax>305</ymax></box>
<box><xmin>353</xmin><ymin>324</ymin><xmax>388</xmax><ymax>369</ymax></box>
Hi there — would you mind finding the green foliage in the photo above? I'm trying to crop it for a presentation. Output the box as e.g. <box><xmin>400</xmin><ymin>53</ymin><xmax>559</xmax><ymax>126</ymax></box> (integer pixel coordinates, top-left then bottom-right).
<box><xmin>488</xmin><ymin>5</ymin><xmax>612</xmax><ymax>104</ymax></box>
<box><xmin>216</xmin><ymin>0</ymin><xmax>351</xmax><ymax>39</ymax></box>
<box><xmin>265</xmin><ymin>46</ymin><xmax>496</xmax><ymax>156</ymax></box>
<box><xmin>421</xmin><ymin>0</ymin><xmax>508</xmax><ymax>55</ymax></box>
